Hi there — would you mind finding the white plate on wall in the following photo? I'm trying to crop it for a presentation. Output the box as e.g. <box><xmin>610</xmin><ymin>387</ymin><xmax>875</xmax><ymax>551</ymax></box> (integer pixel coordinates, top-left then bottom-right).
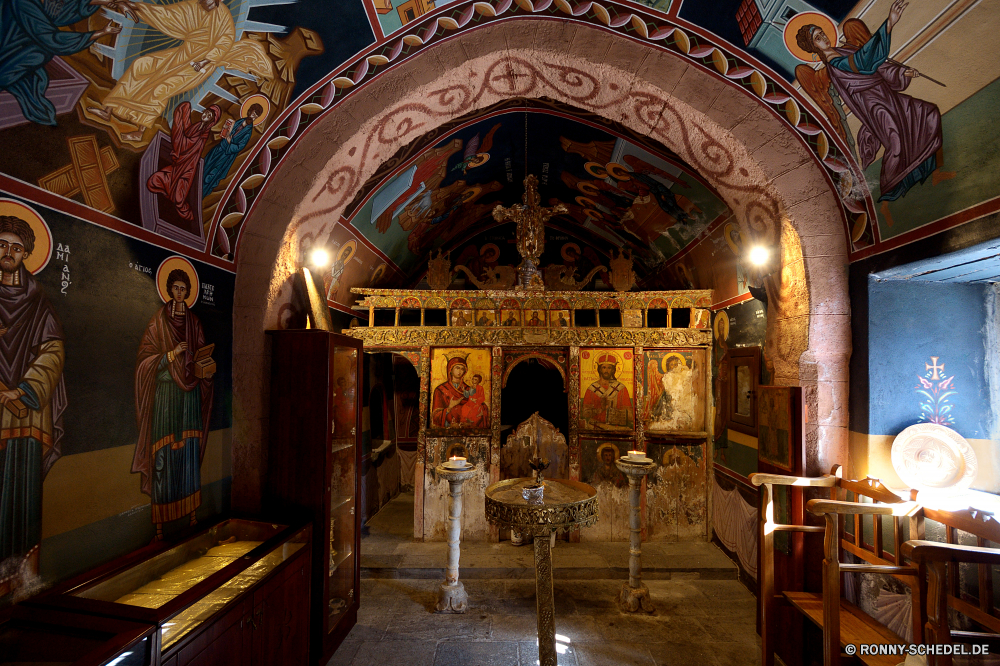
<box><xmin>890</xmin><ymin>423</ymin><xmax>977</xmax><ymax>491</ymax></box>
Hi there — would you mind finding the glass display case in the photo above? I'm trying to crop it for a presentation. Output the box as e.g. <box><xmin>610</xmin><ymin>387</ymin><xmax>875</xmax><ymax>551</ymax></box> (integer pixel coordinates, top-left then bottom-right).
<box><xmin>27</xmin><ymin>518</ymin><xmax>310</xmax><ymax>666</ymax></box>
<box><xmin>0</xmin><ymin>605</ymin><xmax>156</xmax><ymax>666</ymax></box>
<box><xmin>266</xmin><ymin>330</ymin><xmax>362</xmax><ymax>666</ymax></box>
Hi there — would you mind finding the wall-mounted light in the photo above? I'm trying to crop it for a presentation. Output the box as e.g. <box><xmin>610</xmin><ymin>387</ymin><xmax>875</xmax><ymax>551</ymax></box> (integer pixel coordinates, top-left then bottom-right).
<box><xmin>746</xmin><ymin>245</ymin><xmax>774</xmax><ymax>308</ymax></box>
<box><xmin>748</xmin><ymin>245</ymin><xmax>769</xmax><ymax>267</ymax></box>
<box><xmin>310</xmin><ymin>248</ymin><xmax>330</xmax><ymax>269</ymax></box>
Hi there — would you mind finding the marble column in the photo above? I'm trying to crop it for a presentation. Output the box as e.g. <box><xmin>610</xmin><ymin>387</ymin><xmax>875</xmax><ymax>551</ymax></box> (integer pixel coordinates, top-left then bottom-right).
<box><xmin>615</xmin><ymin>457</ymin><xmax>657</xmax><ymax>612</ymax></box>
<box><xmin>435</xmin><ymin>464</ymin><xmax>477</xmax><ymax>613</ymax></box>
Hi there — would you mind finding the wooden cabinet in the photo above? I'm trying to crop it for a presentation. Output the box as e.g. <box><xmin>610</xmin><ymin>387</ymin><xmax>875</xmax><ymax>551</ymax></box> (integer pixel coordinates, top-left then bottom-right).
<box><xmin>266</xmin><ymin>330</ymin><xmax>362</xmax><ymax>666</ymax></box>
<box><xmin>0</xmin><ymin>605</ymin><xmax>156</xmax><ymax>666</ymax></box>
<box><xmin>26</xmin><ymin>518</ymin><xmax>311</xmax><ymax>666</ymax></box>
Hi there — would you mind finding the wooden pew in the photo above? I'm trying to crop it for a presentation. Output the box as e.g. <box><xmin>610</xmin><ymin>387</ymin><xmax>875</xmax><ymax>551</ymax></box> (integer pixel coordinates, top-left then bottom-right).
<box><xmin>752</xmin><ymin>466</ymin><xmax>922</xmax><ymax>666</ymax></box>
<box><xmin>753</xmin><ymin>466</ymin><xmax>1000</xmax><ymax>666</ymax></box>
<box><xmin>902</xmin><ymin>539</ymin><xmax>1000</xmax><ymax>666</ymax></box>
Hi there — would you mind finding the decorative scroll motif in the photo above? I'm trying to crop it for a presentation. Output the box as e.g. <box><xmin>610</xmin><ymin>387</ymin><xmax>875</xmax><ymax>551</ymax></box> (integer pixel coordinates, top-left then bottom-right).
<box><xmin>491</xmin><ymin>347</ymin><xmax>502</xmax><ymax>468</ymax></box>
<box><xmin>417</xmin><ymin>346</ymin><xmax>430</xmax><ymax>465</ymax></box>
<box><xmin>353</xmin><ymin>288</ymin><xmax>712</xmax><ymax>310</ymax></box>
<box><xmin>394</xmin><ymin>350</ymin><xmax>420</xmax><ymax>369</ymax></box>
<box><xmin>454</xmin><ymin>264</ymin><xmax>517</xmax><ymax>290</ymax></box>
<box><xmin>214</xmin><ymin>1</ymin><xmax>871</xmax><ymax>265</ymax></box>
<box><xmin>608</xmin><ymin>249</ymin><xmax>637</xmax><ymax>293</ymax></box>
<box><xmin>568</xmin><ymin>346</ymin><xmax>580</xmax><ymax>478</ymax></box>
<box><xmin>345</xmin><ymin>326</ymin><xmax>711</xmax><ymax>348</ymax></box>
<box><xmin>502</xmin><ymin>350</ymin><xmax>568</xmax><ymax>388</ymax></box>
<box><xmin>634</xmin><ymin>345</ymin><xmax>645</xmax><ymax>449</ymax></box>
<box><xmin>542</xmin><ymin>264</ymin><xmax>605</xmax><ymax>291</ymax></box>
<box><xmin>492</xmin><ymin>174</ymin><xmax>568</xmax><ymax>289</ymax></box>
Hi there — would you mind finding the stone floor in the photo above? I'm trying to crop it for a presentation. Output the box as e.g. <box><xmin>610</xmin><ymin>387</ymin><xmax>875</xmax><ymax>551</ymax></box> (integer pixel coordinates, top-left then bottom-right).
<box><xmin>326</xmin><ymin>493</ymin><xmax>761</xmax><ymax>666</ymax></box>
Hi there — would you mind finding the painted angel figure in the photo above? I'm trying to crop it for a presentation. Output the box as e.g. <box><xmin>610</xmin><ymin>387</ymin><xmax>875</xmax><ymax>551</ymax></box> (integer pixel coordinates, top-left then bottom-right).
<box><xmin>451</xmin><ymin>123</ymin><xmax>501</xmax><ymax>174</ymax></box>
<box><xmin>794</xmin><ymin>0</ymin><xmax>953</xmax><ymax>203</ymax></box>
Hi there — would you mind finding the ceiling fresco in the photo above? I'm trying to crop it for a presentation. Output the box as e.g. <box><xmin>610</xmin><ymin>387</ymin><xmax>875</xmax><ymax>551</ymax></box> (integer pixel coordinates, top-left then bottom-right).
<box><xmin>339</xmin><ymin>107</ymin><xmax>732</xmax><ymax>289</ymax></box>
<box><xmin>0</xmin><ymin>0</ymin><xmax>998</xmax><ymax>292</ymax></box>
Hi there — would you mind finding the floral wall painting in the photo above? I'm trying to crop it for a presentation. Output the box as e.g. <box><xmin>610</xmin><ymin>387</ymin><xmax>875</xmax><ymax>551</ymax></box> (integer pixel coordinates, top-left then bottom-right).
<box><xmin>430</xmin><ymin>347</ymin><xmax>490</xmax><ymax>430</ymax></box>
<box><xmin>644</xmin><ymin>349</ymin><xmax>706</xmax><ymax>435</ymax></box>
<box><xmin>916</xmin><ymin>356</ymin><xmax>956</xmax><ymax>426</ymax></box>
<box><xmin>579</xmin><ymin>348</ymin><xmax>634</xmax><ymax>433</ymax></box>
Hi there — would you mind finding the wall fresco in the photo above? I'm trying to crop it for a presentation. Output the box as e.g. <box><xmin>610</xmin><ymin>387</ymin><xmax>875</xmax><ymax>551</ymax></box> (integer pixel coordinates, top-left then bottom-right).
<box><xmin>0</xmin><ymin>192</ymin><xmax>233</xmax><ymax>605</ymax></box>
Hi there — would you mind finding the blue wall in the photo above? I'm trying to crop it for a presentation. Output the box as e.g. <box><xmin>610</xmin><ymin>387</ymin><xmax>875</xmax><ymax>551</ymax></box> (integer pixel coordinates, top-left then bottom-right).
<box><xmin>868</xmin><ymin>280</ymin><xmax>989</xmax><ymax>439</ymax></box>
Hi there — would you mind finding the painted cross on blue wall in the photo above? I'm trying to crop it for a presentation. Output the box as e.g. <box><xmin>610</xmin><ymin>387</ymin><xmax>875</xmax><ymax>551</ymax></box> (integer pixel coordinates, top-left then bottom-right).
<box><xmin>916</xmin><ymin>356</ymin><xmax>957</xmax><ymax>426</ymax></box>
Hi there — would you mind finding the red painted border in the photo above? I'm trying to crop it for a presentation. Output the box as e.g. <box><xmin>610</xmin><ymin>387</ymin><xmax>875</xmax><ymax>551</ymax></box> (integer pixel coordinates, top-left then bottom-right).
<box><xmin>850</xmin><ymin>195</ymin><xmax>1000</xmax><ymax>262</ymax></box>
<box><xmin>0</xmin><ymin>174</ymin><xmax>235</xmax><ymax>272</ymax></box>
<box><xmin>713</xmin><ymin>462</ymin><xmax>755</xmax><ymax>490</ymax></box>
<box><xmin>712</xmin><ymin>291</ymin><xmax>755</xmax><ymax>310</ymax></box>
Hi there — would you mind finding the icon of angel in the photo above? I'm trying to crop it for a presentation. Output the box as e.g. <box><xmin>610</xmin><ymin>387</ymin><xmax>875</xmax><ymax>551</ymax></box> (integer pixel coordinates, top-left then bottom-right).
<box><xmin>791</xmin><ymin>0</ymin><xmax>954</xmax><ymax>203</ymax></box>
<box><xmin>452</xmin><ymin>123</ymin><xmax>501</xmax><ymax>174</ymax></box>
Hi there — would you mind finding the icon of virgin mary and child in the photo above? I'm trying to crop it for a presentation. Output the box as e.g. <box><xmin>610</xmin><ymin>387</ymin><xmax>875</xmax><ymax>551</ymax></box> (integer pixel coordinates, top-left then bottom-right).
<box><xmin>431</xmin><ymin>352</ymin><xmax>489</xmax><ymax>428</ymax></box>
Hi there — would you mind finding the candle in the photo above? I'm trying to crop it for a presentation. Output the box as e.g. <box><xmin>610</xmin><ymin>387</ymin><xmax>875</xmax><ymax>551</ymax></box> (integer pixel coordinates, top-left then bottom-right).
<box><xmin>449</xmin><ymin>456</ymin><xmax>466</xmax><ymax>465</ymax></box>
<box><xmin>628</xmin><ymin>450</ymin><xmax>644</xmax><ymax>461</ymax></box>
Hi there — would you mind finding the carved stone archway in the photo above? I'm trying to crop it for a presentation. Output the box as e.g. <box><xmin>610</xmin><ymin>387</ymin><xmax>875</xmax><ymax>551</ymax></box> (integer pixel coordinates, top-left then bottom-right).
<box><xmin>230</xmin><ymin>19</ymin><xmax>850</xmax><ymax>510</ymax></box>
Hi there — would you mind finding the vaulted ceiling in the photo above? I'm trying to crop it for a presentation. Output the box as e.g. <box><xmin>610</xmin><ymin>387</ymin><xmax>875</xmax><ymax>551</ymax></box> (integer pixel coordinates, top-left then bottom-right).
<box><xmin>338</xmin><ymin>100</ymin><xmax>733</xmax><ymax>291</ymax></box>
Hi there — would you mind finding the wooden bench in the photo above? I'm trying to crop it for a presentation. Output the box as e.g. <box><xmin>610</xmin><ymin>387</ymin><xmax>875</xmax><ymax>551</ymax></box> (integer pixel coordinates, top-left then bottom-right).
<box><xmin>752</xmin><ymin>466</ymin><xmax>1000</xmax><ymax>666</ymax></box>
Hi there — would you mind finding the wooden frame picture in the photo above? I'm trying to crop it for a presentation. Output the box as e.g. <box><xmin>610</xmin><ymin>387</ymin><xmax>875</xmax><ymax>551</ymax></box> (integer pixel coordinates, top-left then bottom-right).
<box><xmin>725</xmin><ymin>346</ymin><xmax>759</xmax><ymax>436</ymax></box>
<box><xmin>757</xmin><ymin>385</ymin><xmax>803</xmax><ymax>474</ymax></box>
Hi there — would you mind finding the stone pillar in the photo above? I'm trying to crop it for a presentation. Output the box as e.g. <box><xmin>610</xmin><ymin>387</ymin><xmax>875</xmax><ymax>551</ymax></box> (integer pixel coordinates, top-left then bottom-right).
<box><xmin>616</xmin><ymin>457</ymin><xmax>657</xmax><ymax>612</ymax></box>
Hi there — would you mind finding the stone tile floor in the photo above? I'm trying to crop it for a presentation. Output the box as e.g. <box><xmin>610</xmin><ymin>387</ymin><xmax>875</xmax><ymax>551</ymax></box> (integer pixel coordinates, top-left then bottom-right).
<box><xmin>327</xmin><ymin>577</ymin><xmax>760</xmax><ymax>666</ymax></box>
<box><xmin>326</xmin><ymin>493</ymin><xmax>761</xmax><ymax>666</ymax></box>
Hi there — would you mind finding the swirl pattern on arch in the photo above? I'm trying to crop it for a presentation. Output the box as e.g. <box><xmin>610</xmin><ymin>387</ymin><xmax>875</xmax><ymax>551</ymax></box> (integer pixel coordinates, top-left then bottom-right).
<box><xmin>253</xmin><ymin>48</ymin><xmax>822</xmax><ymax>389</ymax></box>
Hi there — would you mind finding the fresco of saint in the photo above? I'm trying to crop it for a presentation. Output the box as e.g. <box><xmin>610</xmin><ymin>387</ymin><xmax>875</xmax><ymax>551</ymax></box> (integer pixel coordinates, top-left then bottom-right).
<box><xmin>795</xmin><ymin>0</ymin><xmax>954</xmax><ymax>202</ymax></box>
<box><xmin>202</xmin><ymin>102</ymin><xmax>263</xmax><ymax>195</ymax></box>
<box><xmin>133</xmin><ymin>265</ymin><xmax>213</xmax><ymax>539</ymax></box>
<box><xmin>147</xmin><ymin>102</ymin><xmax>220</xmax><ymax>221</ymax></box>
<box><xmin>0</xmin><ymin>213</ymin><xmax>66</xmax><ymax>600</ymax></box>
<box><xmin>587</xmin><ymin>443</ymin><xmax>625</xmax><ymax>488</ymax></box>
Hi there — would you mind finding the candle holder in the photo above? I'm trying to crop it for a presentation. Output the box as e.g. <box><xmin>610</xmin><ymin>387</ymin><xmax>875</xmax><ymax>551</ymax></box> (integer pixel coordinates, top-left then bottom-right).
<box><xmin>528</xmin><ymin>455</ymin><xmax>549</xmax><ymax>485</ymax></box>
<box><xmin>615</xmin><ymin>456</ymin><xmax>657</xmax><ymax>613</ymax></box>
<box><xmin>434</xmin><ymin>462</ymin><xmax>477</xmax><ymax>613</ymax></box>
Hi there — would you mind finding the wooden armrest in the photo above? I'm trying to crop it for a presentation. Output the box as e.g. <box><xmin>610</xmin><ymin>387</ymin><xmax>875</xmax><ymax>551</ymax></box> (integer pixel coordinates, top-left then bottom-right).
<box><xmin>807</xmin><ymin>499</ymin><xmax>920</xmax><ymax>517</ymax></box>
<box><xmin>902</xmin><ymin>539</ymin><xmax>1000</xmax><ymax>565</ymax></box>
<box><xmin>750</xmin><ymin>472</ymin><xmax>837</xmax><ymax>487</ymax></box>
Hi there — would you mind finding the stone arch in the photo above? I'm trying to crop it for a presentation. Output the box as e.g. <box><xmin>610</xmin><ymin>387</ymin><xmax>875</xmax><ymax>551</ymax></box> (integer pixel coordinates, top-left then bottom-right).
<box><xmin>230</xmin><ymin>19</ymin><xmax>849</xmax><ymax>509</ymax></box>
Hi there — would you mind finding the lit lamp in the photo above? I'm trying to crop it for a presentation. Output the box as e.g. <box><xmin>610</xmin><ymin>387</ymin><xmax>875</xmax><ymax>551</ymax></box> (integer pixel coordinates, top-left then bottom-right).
<box><xmin>310</xmin><ymin>248</ymin><xmax>330</xmax><ymax>269</ymax></box>
<box><xmin>746</xmin><ymin>245</ymin><xmax>773</xmax><ymax>307</ymax></box>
